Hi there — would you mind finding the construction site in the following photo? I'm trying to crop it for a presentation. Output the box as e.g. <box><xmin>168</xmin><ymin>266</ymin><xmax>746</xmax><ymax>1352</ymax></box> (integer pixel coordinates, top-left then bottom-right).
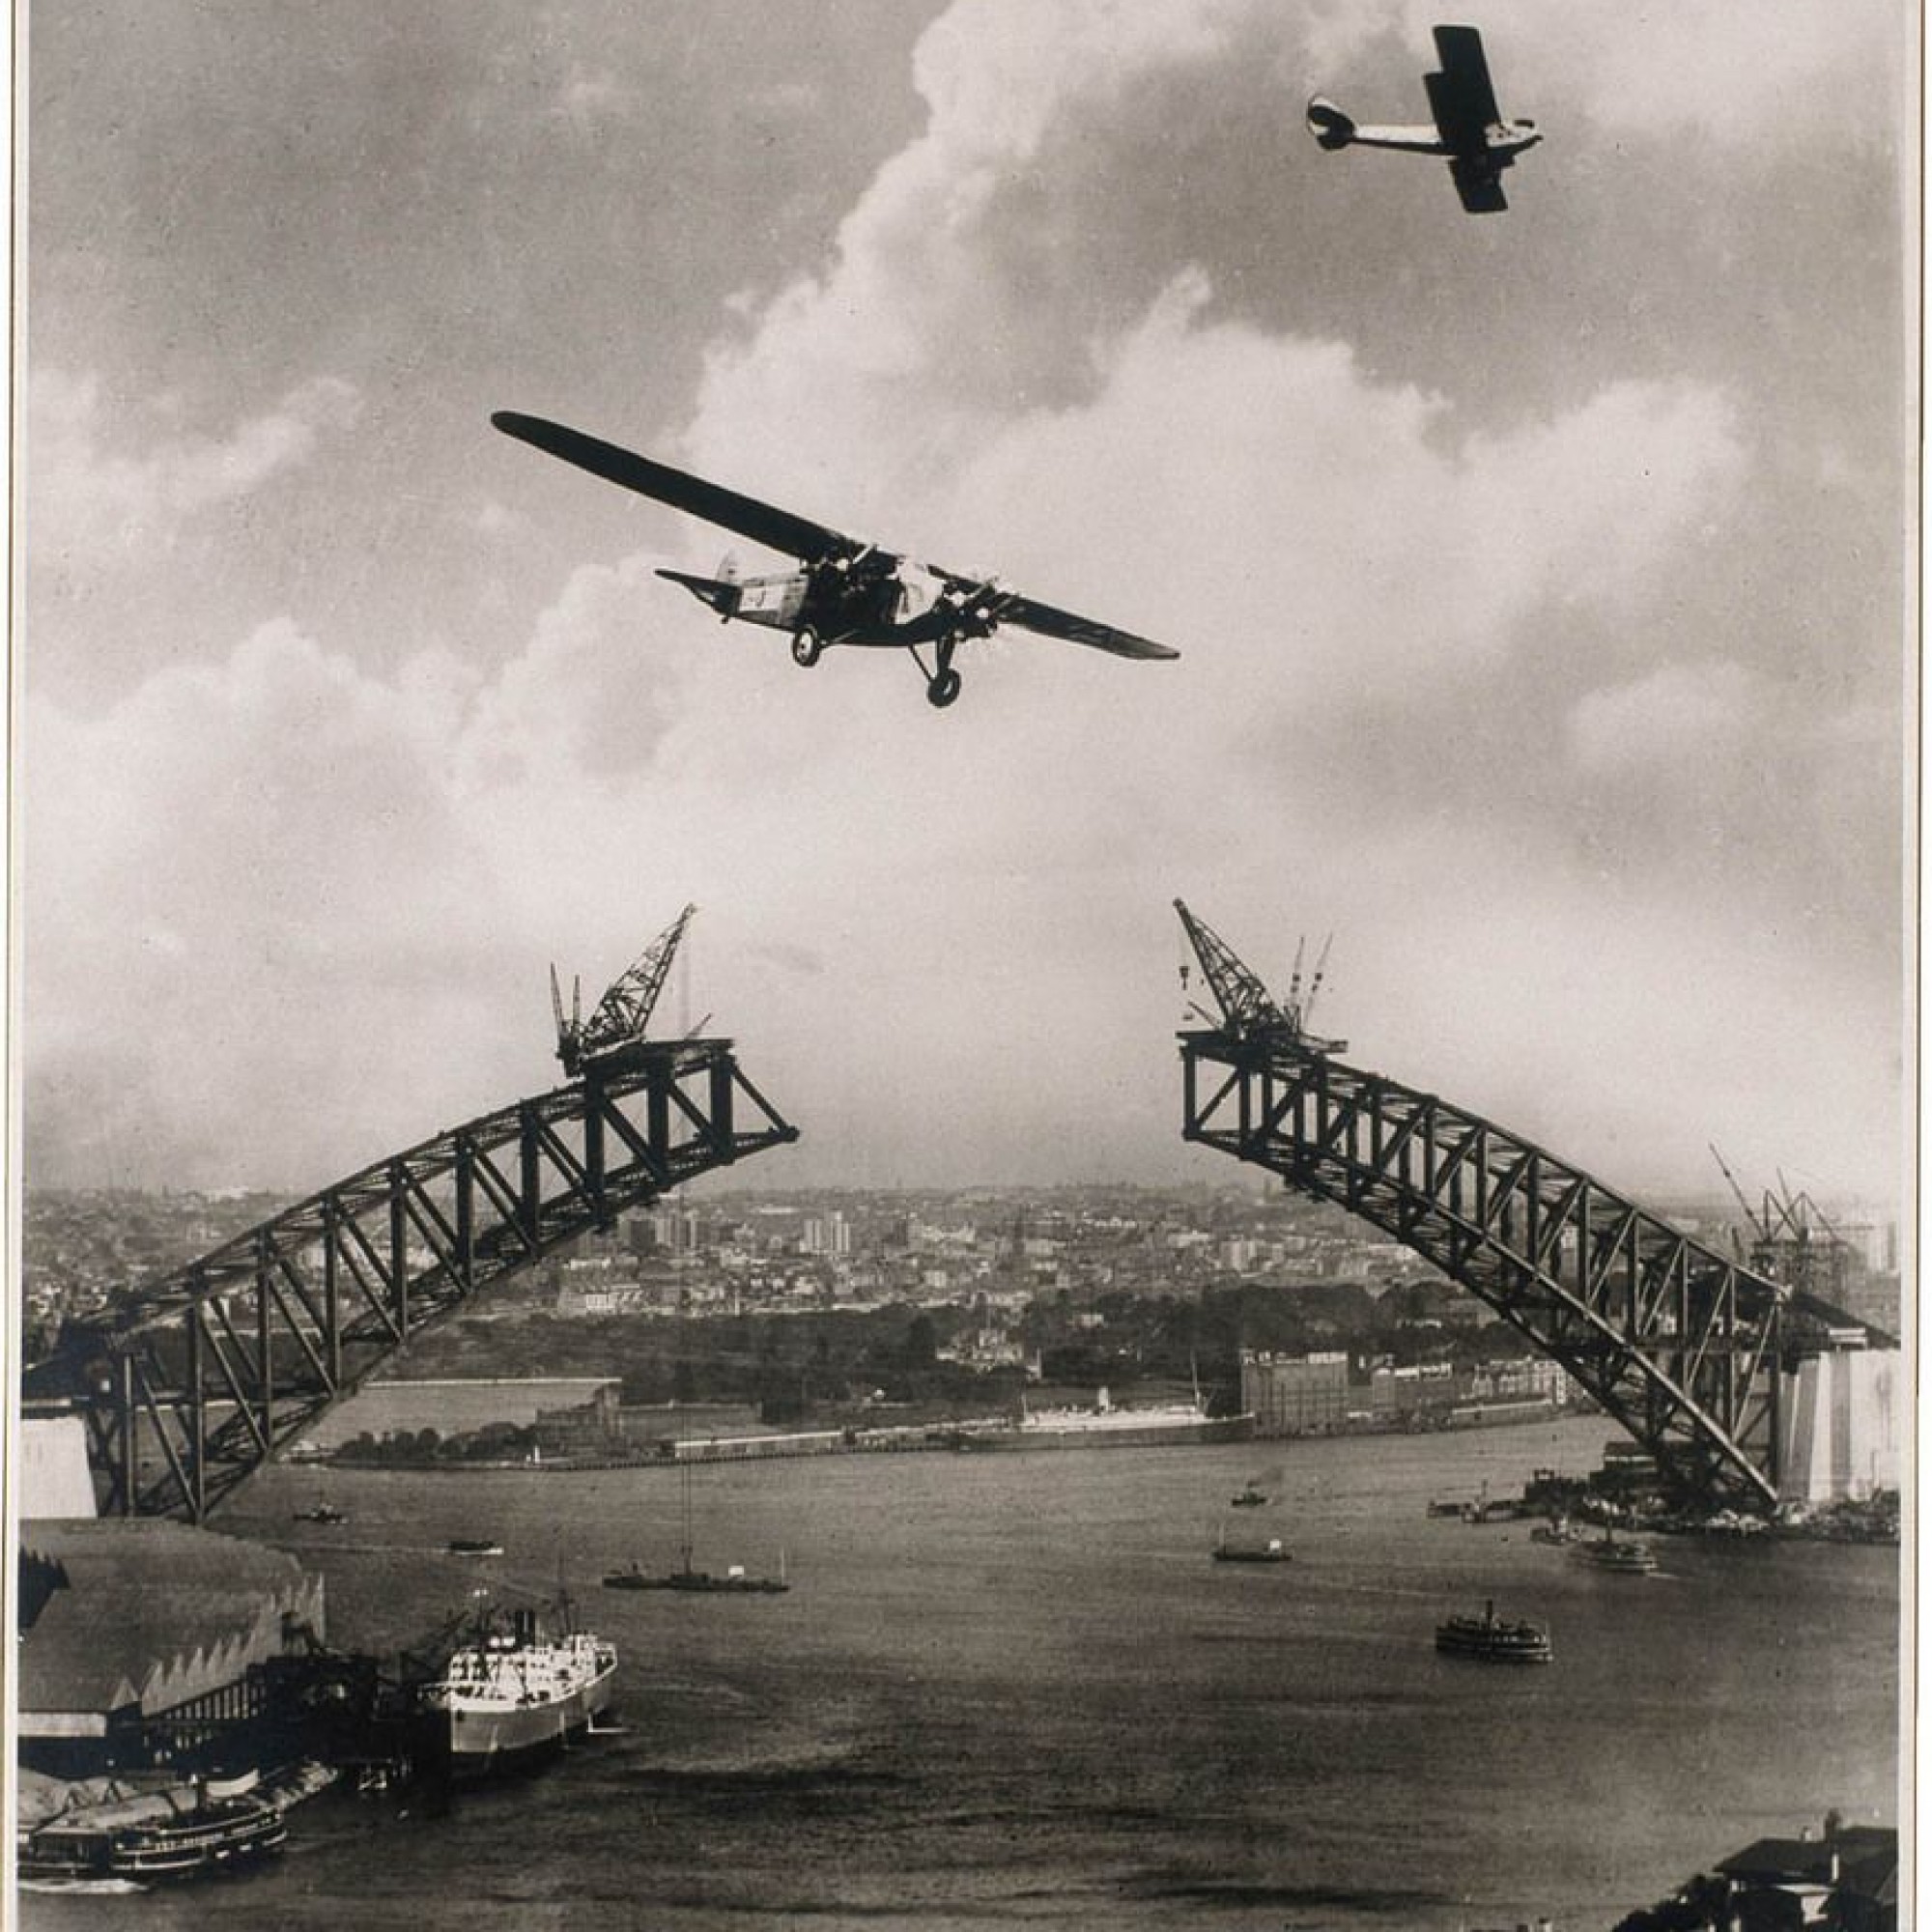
<box><xmin>14</xmin><ymin>902</ymin><xmax>1902</xmax><ymax>1864</ymax></box>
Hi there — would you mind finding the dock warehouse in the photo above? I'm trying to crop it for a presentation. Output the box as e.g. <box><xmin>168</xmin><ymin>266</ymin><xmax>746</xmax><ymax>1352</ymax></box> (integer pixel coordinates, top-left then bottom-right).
<box><xmin>17</xmin><ymin>1518</ymin><xmax>327</xmax><ymax>1777</ymax></box>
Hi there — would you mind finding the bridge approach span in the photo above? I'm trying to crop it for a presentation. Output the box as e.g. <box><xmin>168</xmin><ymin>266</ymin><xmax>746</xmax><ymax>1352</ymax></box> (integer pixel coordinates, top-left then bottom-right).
<box><xmin>24</xmin><ymin>1039</ymin><xmax>797</xmax><ymax>1520</ymax></box>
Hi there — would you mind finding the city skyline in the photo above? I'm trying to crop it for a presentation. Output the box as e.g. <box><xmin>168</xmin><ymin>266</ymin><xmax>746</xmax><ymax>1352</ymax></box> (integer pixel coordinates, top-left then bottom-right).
<box><xmin>18</xmin><ymin>2</ymin><xmax>1914</xmax><ymax>1221</ymax></box>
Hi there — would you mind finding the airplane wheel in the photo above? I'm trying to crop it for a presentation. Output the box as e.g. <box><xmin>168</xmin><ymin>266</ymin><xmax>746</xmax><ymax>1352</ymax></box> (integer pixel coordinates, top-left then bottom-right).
<box><xmin>791</xmin><ymin>629</ymin><xmax>823</xmax><ymax>668</ymax></box>
<box><xmin>926</xmin><ymin>669</ymin><xmax>962</xmax><ymax>708</ymax></box>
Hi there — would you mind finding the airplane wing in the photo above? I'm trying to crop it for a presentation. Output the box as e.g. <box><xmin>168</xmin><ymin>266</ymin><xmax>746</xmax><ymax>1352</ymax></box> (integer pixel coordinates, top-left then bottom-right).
<box><xmin>1425</xmin><ymin>24</ymin><xmax>1501</xmax><ymax>153</ymax></box>
<box><xmin>1448</xmin><ymin>156</ymin><xmax>1509</xmax><ymax>214</ymax></box>
<box><xmin>996</xmin><ymin>591</ymin><xmax>1179</xmax><ymax>661</ymax></box>
<box><xmin>493</xmin><ymin>412</ymin><xmax>863</xmax><ymax>564</ymax></box>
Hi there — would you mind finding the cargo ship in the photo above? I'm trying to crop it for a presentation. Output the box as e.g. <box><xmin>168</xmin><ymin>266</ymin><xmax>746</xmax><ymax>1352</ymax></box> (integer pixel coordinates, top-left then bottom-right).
<box><xmin>423</xmin><ymin>1603</ymin><xmax>617</xmax><ymax>1776</ymax></box>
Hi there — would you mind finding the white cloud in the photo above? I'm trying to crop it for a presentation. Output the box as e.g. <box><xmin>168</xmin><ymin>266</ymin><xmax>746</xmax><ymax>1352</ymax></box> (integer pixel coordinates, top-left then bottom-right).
<box><xmin>1568</xmin><ymin>660</ymin><xmax>1754</xmax><ymax>773</ymax></box>
<box><xmin>16</xmin><ymin>0</ymin><xmax>1906</xmax><ymax>1209</ymax></box>
<box><xmin>555</xmin><ymin>65</ymin><xmax>639</xmax><ymax>132</ymax></box>
<box><xmin>1304</xmin><ymin>0</ymin><xmax>1902</xmax><ymax>145</ymax></box>
<box><xmin>29</xmin><ymin>369</ymin><xmax>360</xmax><ymax>561</ymax></box>
<box><xmin>457</xmin><ymin>553</ymin><xmax>697</xmax><ymax>788</ymax></box>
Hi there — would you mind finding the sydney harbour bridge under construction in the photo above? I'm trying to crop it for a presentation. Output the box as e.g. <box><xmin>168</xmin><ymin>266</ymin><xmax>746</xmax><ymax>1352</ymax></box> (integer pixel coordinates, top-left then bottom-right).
<box><xmin>24</xmin><ymin>904</ymin><xmax>1890</xmax><ymax>1522</ymax></box>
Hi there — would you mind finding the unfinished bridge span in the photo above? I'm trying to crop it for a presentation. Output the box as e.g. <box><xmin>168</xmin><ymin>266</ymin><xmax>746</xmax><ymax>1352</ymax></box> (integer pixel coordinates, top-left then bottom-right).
<box><xmin>1174</xmin><ymin>902</ymin><xmax>1883</xmax><ymax>1511</ymax></box>
<box><xmin>27</xmin><ymin>923</ymin><xmax>798</xmax><ymax>1521</ymax></box>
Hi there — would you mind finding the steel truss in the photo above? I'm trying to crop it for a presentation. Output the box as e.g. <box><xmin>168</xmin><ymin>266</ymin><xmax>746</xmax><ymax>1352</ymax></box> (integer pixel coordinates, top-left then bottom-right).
<box><xmin>25</xmin><ymin>1042</ymin><xmax>797</xmax><ymax>1520</ymax></box>
<box><xmin>1180</xmin><ymin>1029</ymin><xmax>1862</xmax><ymax>1509</ymax></box>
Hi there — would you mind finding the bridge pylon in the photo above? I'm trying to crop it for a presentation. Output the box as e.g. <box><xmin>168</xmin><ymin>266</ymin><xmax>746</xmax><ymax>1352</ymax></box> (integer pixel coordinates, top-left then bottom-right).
<box><xmin>25</xmin><ymin>1037</ymin><xmax>798</xmax><ymax>1521</ymax></box>
<box><xmin>1174</xmin><ymin>903</ymin><xmax>1880</xmax><ymax>1511</ymax></box>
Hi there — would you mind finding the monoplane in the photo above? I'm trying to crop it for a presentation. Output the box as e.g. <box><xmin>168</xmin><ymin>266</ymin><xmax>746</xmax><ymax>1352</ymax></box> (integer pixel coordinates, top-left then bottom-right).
<box><xmin>1306</xmin><ymin>24</ymin><xmax>1540</xmax><ymax>213</ymax></box>
<box><xmin>493</xmin><ymin>412</ymin><xmax>1179</xmax><ymax>708</ymax></box>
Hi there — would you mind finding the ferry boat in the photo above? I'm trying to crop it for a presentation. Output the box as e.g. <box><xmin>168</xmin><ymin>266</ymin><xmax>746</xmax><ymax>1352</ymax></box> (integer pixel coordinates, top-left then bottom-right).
<box><xmin>1434</xmin><ymin>1601</ymin><xmax>1553</xmax><ymax>1664</ymax></box>
<box><xmin>423</xmin><ymin>1603</ymin><xmax>617</xmax><ymax>1776</ymax></box>
<box><xmin>17</xmin><ymin>1780</ymin><xmax>288</xmax><ymax>1884</ymax></box>
<box><xmin>1577</xmin><ymin>1529</ymin><xmax>1659</xmax><ymax>1574</ymax></box>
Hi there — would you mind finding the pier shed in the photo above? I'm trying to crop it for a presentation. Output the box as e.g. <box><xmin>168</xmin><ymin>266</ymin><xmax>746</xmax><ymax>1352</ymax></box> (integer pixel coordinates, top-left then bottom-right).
<box><xmin>17</xmin><ymin>1519</ymin><xmax>327</xmax><ymax>1776</ymax></box>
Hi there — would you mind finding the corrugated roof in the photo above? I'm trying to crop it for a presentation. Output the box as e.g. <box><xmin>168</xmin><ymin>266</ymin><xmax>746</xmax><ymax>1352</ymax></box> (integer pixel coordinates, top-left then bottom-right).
<box><xmin>19</xmin><ymin>1519</ymin><xmax>324</xmax><ymax>1719</ymax></box>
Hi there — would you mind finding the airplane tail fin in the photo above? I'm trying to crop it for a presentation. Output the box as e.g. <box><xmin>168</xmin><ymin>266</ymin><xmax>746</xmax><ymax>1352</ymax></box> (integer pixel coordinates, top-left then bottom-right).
<box><xmin>1305</xmin><ymin>97</ymin><xmax>1355</xmax><ymax>149</ymax></box>
<box><xmin>655</xmin><ymin>567</ymin><xmax>742</xmax><ymax>617</ymax></box>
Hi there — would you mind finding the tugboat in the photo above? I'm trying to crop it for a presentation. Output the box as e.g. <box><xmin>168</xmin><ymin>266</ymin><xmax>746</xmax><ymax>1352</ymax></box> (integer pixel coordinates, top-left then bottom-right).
<box><xmin>1435</xmin><ymin>1600</ymin><xmax>1553</xmax><ymax>1663</ymax></box>
<box><xmin>422</xmin><ymin>1599</ymin><xmax>617</xmax><ymax>1778</ymax></box>
<box><xmin>1230</xmin><ymin>1481</ymin><xmax>1269</xmax><ymax>1508</ymax></box>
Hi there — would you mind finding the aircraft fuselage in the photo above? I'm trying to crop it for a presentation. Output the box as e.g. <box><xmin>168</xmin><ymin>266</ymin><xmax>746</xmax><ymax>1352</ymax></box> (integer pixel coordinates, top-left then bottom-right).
<box><xmin>663</xmin><ymin>557</ymin><xmax>999</xmax><ymax>651</ymax></box>
<box><xmin>1326</xmin><ymin>118</ymin><xmax>1540</xmax><ymax>161</ymax></box>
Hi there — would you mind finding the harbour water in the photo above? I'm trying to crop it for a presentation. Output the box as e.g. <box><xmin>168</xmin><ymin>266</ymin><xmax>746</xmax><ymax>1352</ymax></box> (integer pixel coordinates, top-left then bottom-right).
<box><xmin>20</xmin><ymin>1415</ymin><xmax>1897</xmax><ymax>1930</ymax></box>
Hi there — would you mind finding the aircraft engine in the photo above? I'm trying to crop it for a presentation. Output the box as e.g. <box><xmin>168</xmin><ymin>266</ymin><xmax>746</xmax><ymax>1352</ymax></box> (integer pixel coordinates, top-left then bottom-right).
<box><xmin>1304</xmin><ymin>97</ymin><xmax>1356</xmax><ymax>149</ymax></box>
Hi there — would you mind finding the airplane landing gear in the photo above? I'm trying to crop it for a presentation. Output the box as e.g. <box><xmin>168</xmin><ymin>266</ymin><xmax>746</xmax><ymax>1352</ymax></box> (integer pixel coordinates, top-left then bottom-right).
<box><xmin>791</xmin><ymin>628</ymin><xmax>824</xmax><ymax>668</ymax></box>
<box><xmin>922</xmin><ymin>633</ymin><xmax>962</xmax><ymax>708</ymax></box>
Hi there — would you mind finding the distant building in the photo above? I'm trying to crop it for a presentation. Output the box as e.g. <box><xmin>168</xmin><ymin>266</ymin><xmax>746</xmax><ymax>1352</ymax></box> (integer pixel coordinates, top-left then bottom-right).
<box><xmin>1242</xmin><ymin>1350</ymin><xmax>1350</xmax><ymax>1435</ymax></box>
<box><xmin>803</xmin><ymin>1211</ymin><xmax>853</xmax><ymax>1258</ymax></box>
<box><xmin>1463</xmin><ymin>1355</ymin><xmax>1576</xmax><ymax>1406</ymax></box>
<box><xmin>532</xmin><ymin>1380</ymin><xmax>627</xmax><ymax>1459</ymax></box>
<box><xmin>653</xmin><ymin>1206</ymin><xmax>700</xmax><ymax>1254</ymax></box>
<box><xmin>1369</xmin><ymin>1360</ymin><xmax>1456</xmax><ymax>1420</ymax></box>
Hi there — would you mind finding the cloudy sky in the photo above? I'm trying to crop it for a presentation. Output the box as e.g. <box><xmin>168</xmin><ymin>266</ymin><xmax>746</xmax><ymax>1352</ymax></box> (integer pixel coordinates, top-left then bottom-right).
<box><xmin>18</xmin><ymin>0</ymin><xmax>1914</xmax><ymax>1218</ymax></box>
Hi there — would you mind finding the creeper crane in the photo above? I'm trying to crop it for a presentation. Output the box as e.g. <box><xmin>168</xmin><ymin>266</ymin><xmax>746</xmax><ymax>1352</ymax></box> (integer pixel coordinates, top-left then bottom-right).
<box><xmin>554</xmin><ymin>902</ymin><xmax>698</xmax><ymax>1077</ymax></box>
<box><xmin>1174</xmin><ymin>899</ymin><xmax>1346</xmax><ymax>1052</ymax></box>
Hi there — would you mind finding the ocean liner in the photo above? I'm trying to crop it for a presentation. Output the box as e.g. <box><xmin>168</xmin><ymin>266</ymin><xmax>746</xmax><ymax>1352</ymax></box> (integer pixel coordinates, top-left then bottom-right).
<box><xmin>959</xmin><ymin>1385</ymin><xmax>1255</xmax><ymax>1451</ymax></box>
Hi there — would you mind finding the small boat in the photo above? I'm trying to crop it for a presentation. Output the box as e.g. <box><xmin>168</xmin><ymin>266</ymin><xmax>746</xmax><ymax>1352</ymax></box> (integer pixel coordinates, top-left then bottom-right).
<box><xmin>446</xmin><ymin>1538</ymin><xmax>503</xmax><ymax>1557</ymax></box>
<box><xmin>1577</xmin><ymin>1529</ymin><xmax>1658</xmax><ymax>1574</ymax></box>
<box><xmin>1230</xmin><ymin>1482</ymin><xmax>1268</xmax><ymax>1508</ymax></box>
<box><xmin>293</xmin><ymin>1501</ymin><xmax>346</xmax><ymax>1524</ymax></box>
<box><xmin>1426</xmin><ymin>1496</ymin><xmax>1471</xmax><ymax>1518</ymax></box>
<box><xmin>604</xmin><ymin>1558</ymin><xmax>788</xmax><ymax>1594</ymax></box>
<box><xmin>1212</xmin><ymin>1533</ymin><xmax>1290</xmax><ymax>1564</ymax></box>
<box><xmin>1435</xmin><ymin>1600</ymin><xmax>1552</xmax><ymax>1664</ymax></box>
